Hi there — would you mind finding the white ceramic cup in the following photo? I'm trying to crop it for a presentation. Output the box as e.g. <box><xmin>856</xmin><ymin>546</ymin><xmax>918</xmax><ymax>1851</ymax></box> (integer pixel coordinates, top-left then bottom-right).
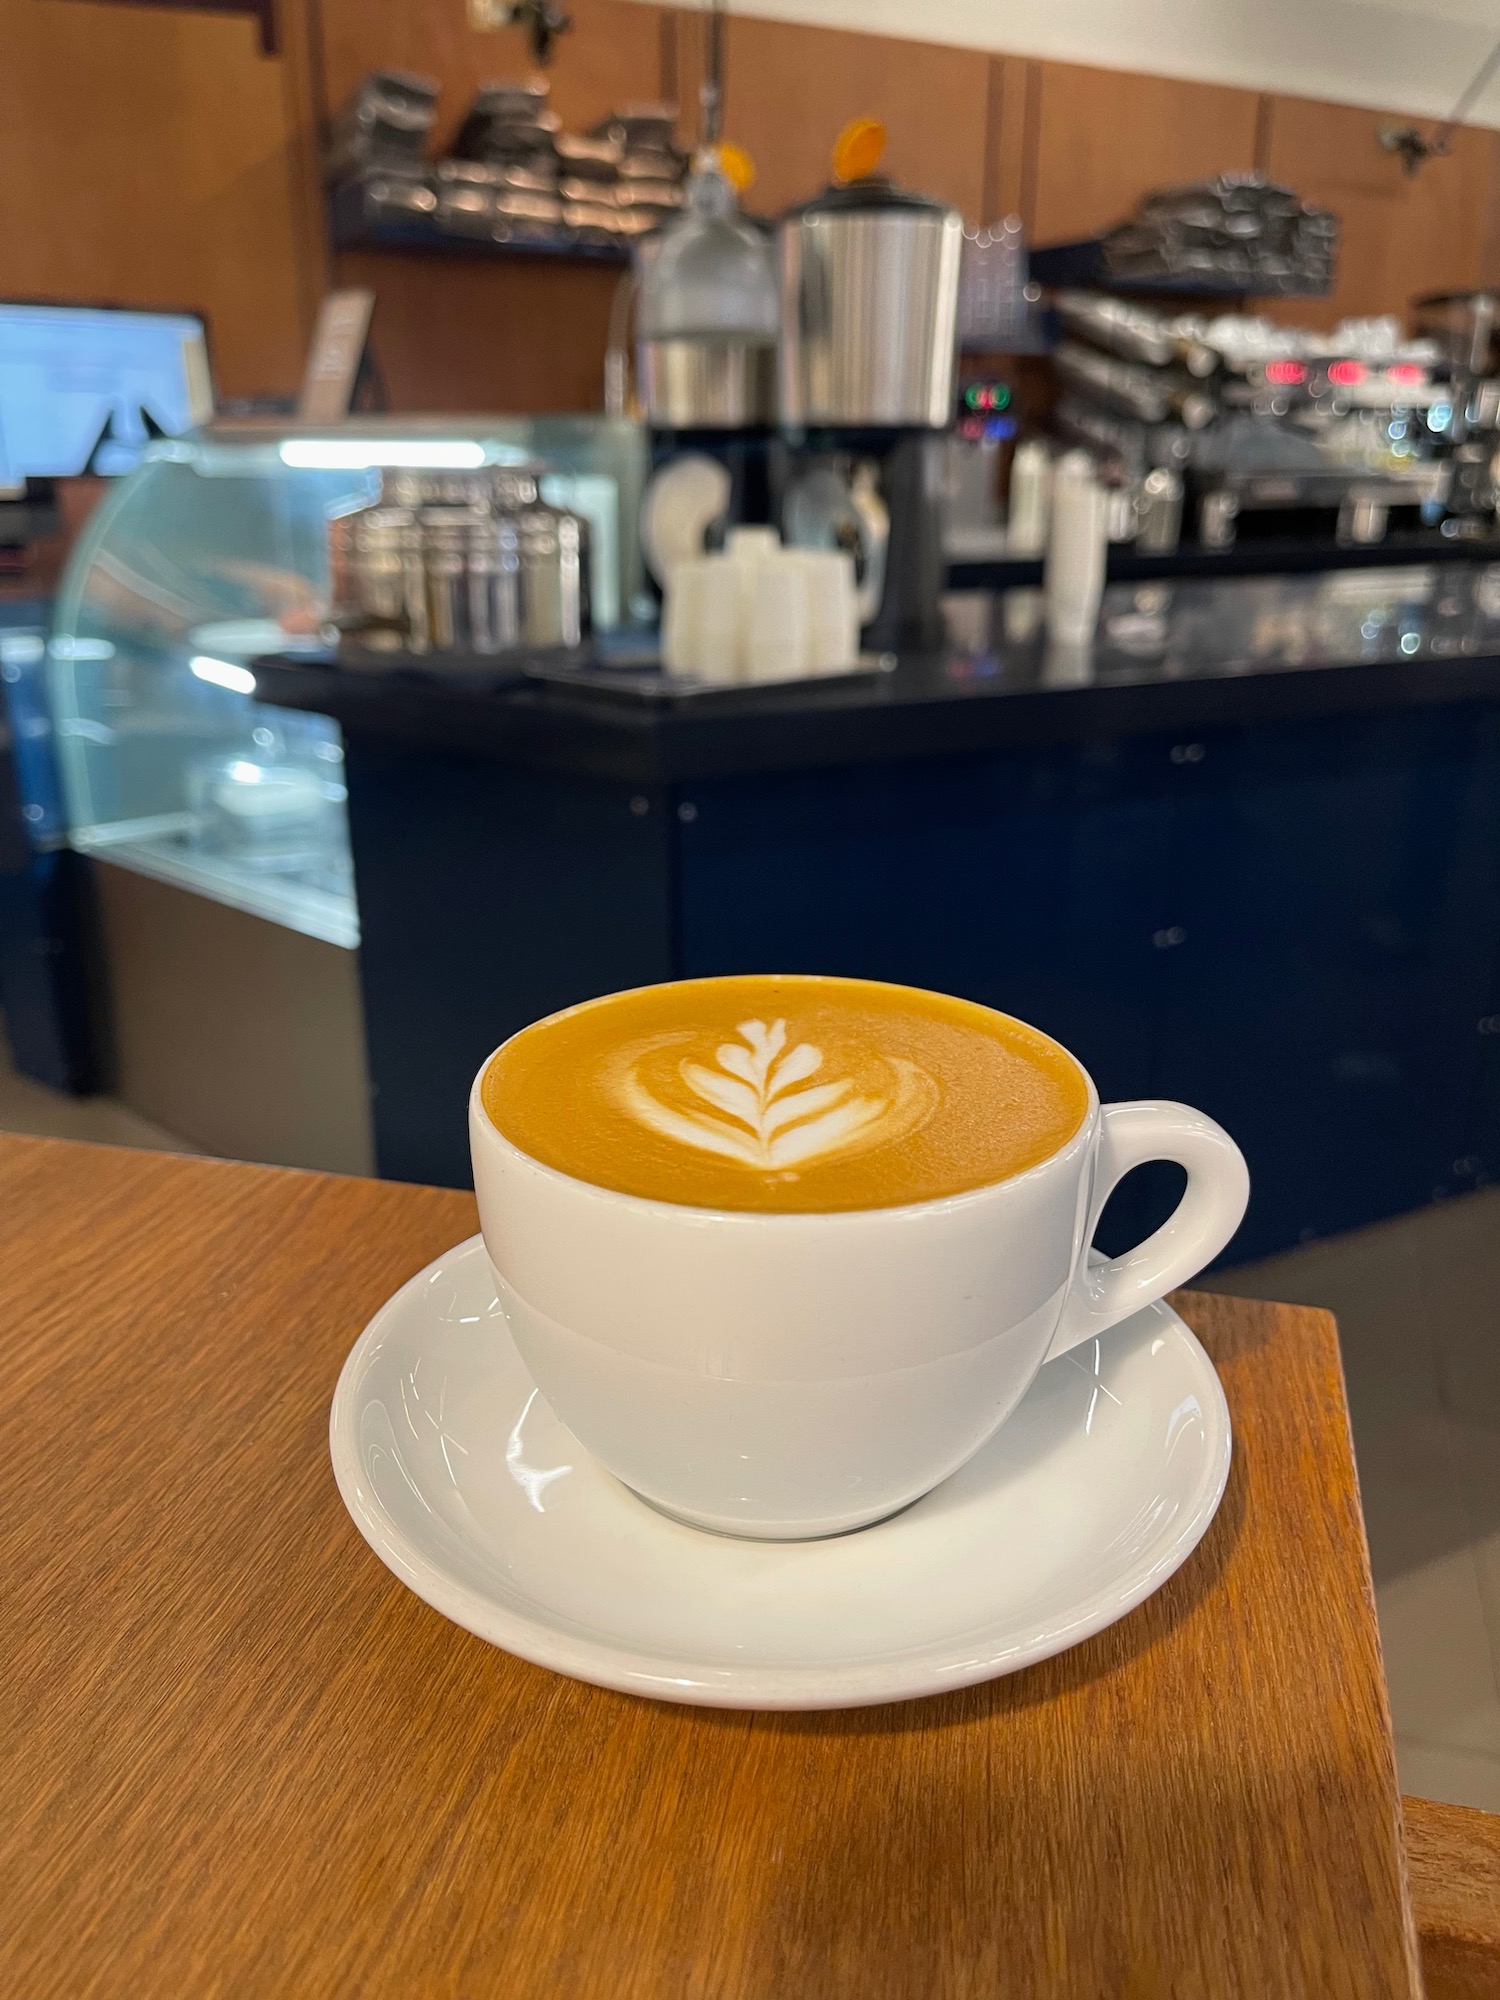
<box><xmin>470</xmin><ymin>989</ymin><xmax>1249</xmax><ymax>1540</ymax></box>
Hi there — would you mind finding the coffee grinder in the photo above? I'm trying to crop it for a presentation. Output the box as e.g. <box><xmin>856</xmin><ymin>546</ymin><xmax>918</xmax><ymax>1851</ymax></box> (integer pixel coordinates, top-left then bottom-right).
<box><xmin>616</xmin><ymin>0</ymin><xmax>781</xmax><ymax>585</ymax></box>
<box><xmin>777</xmin><ymin>133</ymin><xmax>963</xmax><ymax>651</ymax></box>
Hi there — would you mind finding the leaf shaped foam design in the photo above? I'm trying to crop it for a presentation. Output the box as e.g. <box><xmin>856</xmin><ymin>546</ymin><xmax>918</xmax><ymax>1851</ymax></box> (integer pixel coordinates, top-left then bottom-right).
<box><xmin>678</xmin><ymin>1064</ymin><xmax>764</xmax><ymax>1126</ymax></box>
<box><xmin>766</xmin><ymin>1042</ymin><xmax>821</xmax><ymax>1091</ymax></box>
<box><xmin>759</xmin><ymin>1080</ymin><xmax>853</xmax><ymax>1139</ymax></box>
<box><xmin>619</xmin><ymin>1017</ymin><xmax>929</xmax><ymax>1172</ymax></box>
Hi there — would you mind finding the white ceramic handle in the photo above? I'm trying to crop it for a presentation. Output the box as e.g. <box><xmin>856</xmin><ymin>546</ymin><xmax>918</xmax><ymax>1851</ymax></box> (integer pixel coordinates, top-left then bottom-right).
<box><xmin>1045</xmin><ymin>1101</ymin><xmax>1250</xmax><ymax>1361</ymax></box>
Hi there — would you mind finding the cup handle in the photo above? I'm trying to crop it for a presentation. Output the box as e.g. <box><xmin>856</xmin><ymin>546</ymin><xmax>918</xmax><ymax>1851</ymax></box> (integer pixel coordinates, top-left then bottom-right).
<box><xmin>1044</xmin><ymin>1101</ymin><xmax>1250</xmax><ymax>1362</ymax></box>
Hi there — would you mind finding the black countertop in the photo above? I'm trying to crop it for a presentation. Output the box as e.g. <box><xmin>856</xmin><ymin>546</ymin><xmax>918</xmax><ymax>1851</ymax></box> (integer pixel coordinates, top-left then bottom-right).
<box><xmin>252</xmin><ymin>562</ymin><xmax>1500</xmax><ymax>785</ymax></box>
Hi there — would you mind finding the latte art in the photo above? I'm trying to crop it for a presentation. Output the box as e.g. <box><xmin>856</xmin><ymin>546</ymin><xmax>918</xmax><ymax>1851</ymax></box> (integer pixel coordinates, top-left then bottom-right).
<box><xmin>614</xmin><ymin>1016</ymin><xmax>938</xmax><ymax>1170</ymax></box>
<box><xmin>482</xmin><ymin>974</ymin><xmax>1090</xmax><ymax>1214</ymax></box>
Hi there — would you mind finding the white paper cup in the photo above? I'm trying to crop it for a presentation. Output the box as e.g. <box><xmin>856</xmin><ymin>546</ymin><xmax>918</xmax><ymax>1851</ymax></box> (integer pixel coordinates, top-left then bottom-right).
<box><xmin>692</xmin><ymin>558</ymin><xmax>744</xmax><ymax>683</ymax></box>
<box><xmin>661</xmin><ymin>559</ymin><xmax>706</xmax><ymax>680</ymax></box>
<box><xmin>725</xmin><ymin>525</ymin><xmax>781</xmax><ymax>561</ymax></box>
<box><xmin>745</xmin><ymin>555</ymin><xmax>810</xmax><ymax>682</ymax></box>
<box><xmin>1045</xmin><ymin>451</ymin><xmax>1108</xmax><ymax>645</ymax></box>
<box><xmin>799</xmin><ymin>550</ymin><xmax>859</xmax><ymax>670</ymax></box>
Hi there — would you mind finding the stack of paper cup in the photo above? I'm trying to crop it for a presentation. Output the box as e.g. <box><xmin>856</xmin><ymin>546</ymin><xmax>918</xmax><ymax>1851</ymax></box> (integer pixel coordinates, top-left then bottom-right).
<box><xmin>1007</xmin><ymin>440</ymin><xmax>1052</xmax><ymax>557</ymax></box>
<box><xmin>693</xmin><ymin>559</ymin><xmax>742</xmax><ymax>683</ymax></box>
<box><xmin>725</xmin><ymin>526</ymin><xmax>781</xmax><ymax>564</ymax></box>
<box><xmin>1044</xmin><ymin>450</ymin><xmax>1109</xmax><ymax>645</ymax></box>
<box><xmin>799</xmin><ymin>550</ymin><xmax>860</xmax><ymax>671</ymax></box>
<box><xmin>661</xmin><ymin>531</ymin><xmax>860</xmax><ymax>684</ymax></box>
<box><xmin>746</xmin><ymin>560</ymin><xmax>808</xmax><ymax>681</ymax></box>
<box><xmin>661</xmin><ymin>560</ymin><xmax>705</xmax><ymax>678</ymax></box>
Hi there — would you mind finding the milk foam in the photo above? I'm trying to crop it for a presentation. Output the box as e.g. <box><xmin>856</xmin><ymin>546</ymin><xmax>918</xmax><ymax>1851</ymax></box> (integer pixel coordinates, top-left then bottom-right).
<box><xmin>615</xmin><ymin>1017</ymin><xmax>936</xmax><ymax>1170</ymax></box>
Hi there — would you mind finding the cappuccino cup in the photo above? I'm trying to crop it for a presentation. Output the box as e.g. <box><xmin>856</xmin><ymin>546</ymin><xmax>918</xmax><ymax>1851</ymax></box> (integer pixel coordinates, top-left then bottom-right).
<box><xmin>470</xmin><ymin>974</ymin><xmax>1249</xmax><ymax>1539</ymax></box>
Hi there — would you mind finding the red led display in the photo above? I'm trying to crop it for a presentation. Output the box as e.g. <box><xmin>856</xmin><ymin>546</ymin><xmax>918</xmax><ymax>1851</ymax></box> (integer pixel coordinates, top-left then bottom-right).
<box><xmin>1264</xmin><ymin>360</ymin><xmax>1307</xmax><ymax>386</ymax></box>
<box><xmin>1326</xmin><ymin>360</ymin><xmax>1366</xmax><ymax>387</ymax></box>
<box><xmin>1386</xmin><ymin>363</ymin><xmax>1426</xmax><ymax>387</ymax></box>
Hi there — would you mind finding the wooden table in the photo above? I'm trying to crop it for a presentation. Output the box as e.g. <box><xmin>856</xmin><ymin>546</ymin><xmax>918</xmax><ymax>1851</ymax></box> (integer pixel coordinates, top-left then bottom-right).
<box><xmin>1</xmin><ymin>1135</ymin><xmax>1421</xmax><ymax>1998</ymax></box>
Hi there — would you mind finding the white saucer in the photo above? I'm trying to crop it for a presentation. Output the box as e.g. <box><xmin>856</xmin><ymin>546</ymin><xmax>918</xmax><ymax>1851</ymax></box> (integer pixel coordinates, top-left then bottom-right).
<box><xmin>329</xmin><ymin>1237</ymin><xmax>1231</xmax><ymax>1710</ymax></box>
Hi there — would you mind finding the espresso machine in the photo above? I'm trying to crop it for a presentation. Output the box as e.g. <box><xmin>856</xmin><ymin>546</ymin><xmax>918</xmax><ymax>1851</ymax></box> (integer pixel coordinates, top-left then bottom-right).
<box><xmin>777</xmin><ymin>159</ymin><xmax>963</xmax><ymax>650</ymax></box>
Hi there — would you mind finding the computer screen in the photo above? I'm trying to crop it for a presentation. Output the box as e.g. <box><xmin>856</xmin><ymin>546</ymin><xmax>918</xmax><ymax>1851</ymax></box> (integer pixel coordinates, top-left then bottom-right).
<box><xmin>0</xmin><ymin>304</ymin><xmax>213</xmax><ymax>490</ymax></box>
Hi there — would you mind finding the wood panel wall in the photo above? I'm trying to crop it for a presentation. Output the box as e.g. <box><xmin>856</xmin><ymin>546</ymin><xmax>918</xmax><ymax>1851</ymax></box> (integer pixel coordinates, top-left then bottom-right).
<box><xmin>6</xmin><ymin>0</ymin><xmax>1500</xmax><ymax>408</ymax></box>
<box><xmin>1025</xmin><ymin>62</ymin><xmax>1264</xmax><ymax>247</ymax></box>
<box><xmin>673</xmin><ymin>12</ymin><xmax>989</xmax><ymax>219</ymax></box>
<box><xmin>1260</xmin><ymin>97</ymin><xmax>1500</xmax><ymax>329</ymax></box>
<box><xmin>317</xmin><ymin>0</ymin><xmax>669</xmax><ymax>157</ymax></box>
<box><xmin>0</xmin><ymin>0</ymin><xmax>317</xmax><ymax>398</ymax></box>
<box><xmin>313</xmin><ymin>0</ymin><xmax>667</xmax><ymax>410</ymax></box>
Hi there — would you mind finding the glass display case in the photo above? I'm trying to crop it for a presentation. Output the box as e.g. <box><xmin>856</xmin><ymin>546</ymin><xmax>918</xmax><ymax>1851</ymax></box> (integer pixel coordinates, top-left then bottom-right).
<box><xmin>48</xmin><ymin>416</ymin><xmax>647</xmax><ymax>949</ymax></box>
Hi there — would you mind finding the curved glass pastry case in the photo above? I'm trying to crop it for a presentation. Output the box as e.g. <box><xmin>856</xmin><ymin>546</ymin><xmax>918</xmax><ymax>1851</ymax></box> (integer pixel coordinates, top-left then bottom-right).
<box><xmin>47</xmin><ymin>417</ymin><xmax>646</xmax><ymax>949</ymax></box>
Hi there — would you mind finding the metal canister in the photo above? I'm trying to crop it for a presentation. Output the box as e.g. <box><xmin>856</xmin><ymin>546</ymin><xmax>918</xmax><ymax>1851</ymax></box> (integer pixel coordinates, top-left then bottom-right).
<box><xmin>475</xmin><ymin>467</ymin><xmax>591</xmax><ymax>650</ymax></box>
<box><xmin>1198</xmin><ymin>489</ymin><xmax>1239</xmax><ymax>550</ymax></box>
<box><xmin>778</xmin><ymin>176</ymin><xmax>963</xmax><ymax>429</ymax></box>
<box><xmin>467</xmin><ymin>511</ymin><xmax>521</xmax><ymax>654</ymax></box>
<box><xmin>635</xmin><ymin>338</ymin><xmax>777</xmax><ymax>428</ymax></box>
<box><xmin>420</xmin><ymin>503</ymin><xmax>489</xmax><ymax>651</ymax></box>
<box><xmin>329</xmin><ymin>502</ymin><xmax>426</xmax><ymax>651</ymax></box>
<box><xmin>328</xmin><ymin>465</ymin><xmax>590</xmax><ymax>656</ymax></box>
<box><xmin>1135</xmin><ymin>467</ymin><xmax>1184</xmax><ymax>553</ymax></box>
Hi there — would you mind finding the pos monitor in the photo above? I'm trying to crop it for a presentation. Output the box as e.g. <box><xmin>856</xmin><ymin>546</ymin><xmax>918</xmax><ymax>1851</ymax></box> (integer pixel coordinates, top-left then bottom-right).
<box><xmin>0</xmin><ymin>303</ymin><xmax>213</xmax><ymax>490</ymax></box>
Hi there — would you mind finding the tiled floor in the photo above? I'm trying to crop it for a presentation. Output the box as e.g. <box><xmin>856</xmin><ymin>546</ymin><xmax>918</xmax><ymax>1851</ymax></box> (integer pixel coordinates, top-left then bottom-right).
<box><xmin>1210</xmin><ymin>1193</ymin><xmax>1500</xmax><ymax>1813</ymax></box>
<box><xmin>3</xmin><ymin>1032</ymin><xmax>1497</xmax><ymax>1810</ymax></box>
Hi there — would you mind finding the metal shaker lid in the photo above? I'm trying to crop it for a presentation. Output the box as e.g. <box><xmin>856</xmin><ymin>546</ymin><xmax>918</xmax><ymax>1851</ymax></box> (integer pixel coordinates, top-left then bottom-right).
<box><xmin>783</xmin><ymin>120</ymin><xmax>958</xmax><ymax>223</ymax></box>
<box><xmin>785</xmin><ymin>174</ymin><xmax>955</xmax><ymax>221</ymax></box>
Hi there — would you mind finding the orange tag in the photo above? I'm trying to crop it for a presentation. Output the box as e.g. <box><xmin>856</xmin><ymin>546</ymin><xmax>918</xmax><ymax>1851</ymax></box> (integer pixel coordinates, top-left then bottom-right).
<box><xmin>832</xmin><ymin>116</ymin><xmax>886</xmax><ymax>183</ymax></box>
<box><xmin>717</xmin><ymin>142</ymin><xmax>756</xmax><ymax>195</ymax></box>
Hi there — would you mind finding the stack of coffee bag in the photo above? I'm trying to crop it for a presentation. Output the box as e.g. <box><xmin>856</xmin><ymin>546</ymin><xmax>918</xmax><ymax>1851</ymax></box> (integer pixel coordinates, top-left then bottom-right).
<box><xmin>324</xmin><ymin>70</ymin><xmax>440</xmax><ymax>229</ymax></box>
<box><xmin>326</xmin><ymin>72</ymin><xmax>687</xmax><ymax>248</ymax></box>
<box><xmin>1103</xmin><ymin>173</ymin><xmax>1336</xmax><ymax>295</ymax></box>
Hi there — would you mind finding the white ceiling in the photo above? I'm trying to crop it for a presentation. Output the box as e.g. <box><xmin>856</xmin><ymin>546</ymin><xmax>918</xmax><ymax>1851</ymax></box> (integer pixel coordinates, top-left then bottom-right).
<box><xmin>669</xmin><ymin>0</ymin><xmax>1500</xmax><ymax>128</ymax></box>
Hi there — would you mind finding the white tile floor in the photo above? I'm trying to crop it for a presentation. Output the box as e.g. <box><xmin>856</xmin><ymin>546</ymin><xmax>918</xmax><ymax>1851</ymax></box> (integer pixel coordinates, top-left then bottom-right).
<box><xmin>0</xmin><ymin>1027</ymin><xmax>195</xmax><ymax>1155</ymax></box>
<box><xmin>1210</xmin><ymin>1193</ymin><xmax>1500</xmax><ymax>1812</ymax></box>
<box><xmin>3</xmin><ymin>1031</ymin><xmax>1497</xmax><ymax>1810</ymax></box>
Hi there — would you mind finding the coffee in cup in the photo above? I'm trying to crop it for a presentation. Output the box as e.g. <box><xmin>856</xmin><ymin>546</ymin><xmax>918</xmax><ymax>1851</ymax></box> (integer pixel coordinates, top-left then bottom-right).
<box><xmin>481</xmin><ymin>973</ymin><xmax>1090</xmax><ymax>1214</ymax></box>
<box><xmin>471</xmin><ymin>975</ymin><xmax>1249</xmax><ymax>1539</ymax></box>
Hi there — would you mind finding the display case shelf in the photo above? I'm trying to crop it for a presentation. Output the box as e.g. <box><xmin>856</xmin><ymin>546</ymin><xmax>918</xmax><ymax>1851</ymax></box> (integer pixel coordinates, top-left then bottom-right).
<box><xmin>73</xmin><ymin>820</ymin><xmax>359</xmax><ymax>949</ymax></box>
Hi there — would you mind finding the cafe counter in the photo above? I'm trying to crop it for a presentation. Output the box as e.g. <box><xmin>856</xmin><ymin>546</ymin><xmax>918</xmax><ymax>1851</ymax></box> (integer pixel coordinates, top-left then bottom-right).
<box><xmin>255</xmin><ymin>563</ymin><xmax>1500</xmax><ymax>1264</ymax></box>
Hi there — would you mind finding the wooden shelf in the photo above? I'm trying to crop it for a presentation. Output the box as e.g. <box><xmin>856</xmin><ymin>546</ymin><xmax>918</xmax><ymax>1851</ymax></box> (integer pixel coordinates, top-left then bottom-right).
<box><xmin>328</xmin><ymin>182</ymin><xmax>632</xmax><ymax>268</ymax></box>
<box><xmin>1029</xmin><ymin>236</ymin><xmax>1331</xmax><ymax>298</ymax></box>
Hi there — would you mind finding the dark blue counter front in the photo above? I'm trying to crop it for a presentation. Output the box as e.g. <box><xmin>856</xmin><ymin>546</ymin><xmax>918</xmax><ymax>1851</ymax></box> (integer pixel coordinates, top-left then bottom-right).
<box><xmin>0</xmin><ymin>603</ymin><xmax>104</xmax><ymax>1093</ymax></box>
<box><xmin>256</xmin><ymin>565</ymin><xmax>1500</xmax><ymax>1264</ymax></box>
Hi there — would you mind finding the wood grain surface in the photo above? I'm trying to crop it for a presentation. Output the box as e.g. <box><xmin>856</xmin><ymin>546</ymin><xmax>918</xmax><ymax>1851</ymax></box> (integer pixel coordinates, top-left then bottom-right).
<box><xmin>1260</xmin><ymin>94</ymin><xmax>1500</xmax><ymax>335</ymax></box>
<box><xmin>0</xmin><ymin>0</ymin><xmax>314</xmax><ymax>398</ymax></box>
<box><xmin>672</xmin><ymin>12</ymin><xmax>990</xmax><ymax>222</ymax></box>
<box><xmin>318</xmin><ymin>0</ymin><xmax>668</xmax><ymax>156</ymax></box>
<box><xmin>0</xmin><ymin>1134</ymin><xmax>1421</xmax><ymax>1999</ymax></box>
<box><xmin>1027</xmin><ymin>60</ymin><xmax>1262</xmax><ymax>247</ymax></box>
<box><xmin>1403</xmin><ymin>1794</ymin><xmax>1500</xmax><ymax>2000</ymax></box>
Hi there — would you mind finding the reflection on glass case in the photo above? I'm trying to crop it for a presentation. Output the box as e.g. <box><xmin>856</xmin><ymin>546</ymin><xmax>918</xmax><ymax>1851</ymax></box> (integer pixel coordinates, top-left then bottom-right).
<box><xmin>48</xmin><ymin>418</ymin><xmax>647</xmax><ymax>948</ymax></box>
